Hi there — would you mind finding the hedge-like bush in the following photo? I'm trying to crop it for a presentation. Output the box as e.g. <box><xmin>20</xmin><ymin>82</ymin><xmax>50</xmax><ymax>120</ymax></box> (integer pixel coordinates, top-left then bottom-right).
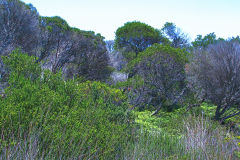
<box><xmin>0</xmin><ymin>50</ymin><xmax>132</xmax><ymax>159</ymax></box>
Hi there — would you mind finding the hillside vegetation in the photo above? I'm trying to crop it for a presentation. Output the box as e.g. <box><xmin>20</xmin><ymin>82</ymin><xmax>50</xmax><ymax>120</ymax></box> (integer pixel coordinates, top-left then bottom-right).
<box><xmin>0</xmin><ymin>0</ymin><xmax>239</xmax><ymax>159</ymax></box>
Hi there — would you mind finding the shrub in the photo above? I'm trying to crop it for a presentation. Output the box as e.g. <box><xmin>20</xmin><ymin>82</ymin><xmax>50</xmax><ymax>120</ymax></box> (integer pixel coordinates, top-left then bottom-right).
<box><xmin>0</xmin><ymin>50</ymin><xmax>133</xmax><ymax>159</ymax></box>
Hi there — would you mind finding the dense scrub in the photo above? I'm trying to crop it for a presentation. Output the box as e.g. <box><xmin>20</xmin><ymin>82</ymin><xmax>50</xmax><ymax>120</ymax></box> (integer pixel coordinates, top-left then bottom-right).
<box><xmin>0</xmin><ymin>50</ymin><xmax>133</xmax><ymax>159</ymax></box>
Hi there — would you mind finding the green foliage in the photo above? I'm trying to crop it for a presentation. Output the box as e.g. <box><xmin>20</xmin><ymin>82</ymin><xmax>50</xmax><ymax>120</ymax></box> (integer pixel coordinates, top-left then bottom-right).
<box><xmin>38</xmin><ymin>15</ymin><xmax>111</xmax><ymax>81</ymax></box>
<box><xmin>120</xmin><ymin>44</ymin><xmax>189</xmax><ymax>111</ymax></box>
<box><xmin>197</xmin><ymin>103</ymin><xmax>240</xmax><ymax>132</ymax></box>
<box><xmin>114</xmin><ymin>21</ymin><xmax>161</xmax><ymax>55</ymax></box>
<box><xmin>192</xmin><ymin>32</ymin><xmax>224</xmax><ymax>48</ymax></box>
<box><xmin>122</xmin><ymin>109</ymin><xmax>240</xmax><ymax>160</ymax></box>
<box><xmin>134</xmin><ymin>109</ymin><xmax>186</xmax><ymax>136</ymax></box>
<box><xmin>127</xmin><ymin>43</ymin><xmax>189</xmax><ymax>71</ymax></box>
<box><xmin>230</xmin><ymin>36</ymin><xmax>240</xmax><ymax>43</ymax></box>
<box><xmin>122</xmin><ymin>51</ymin><xmax>137</xmax><ymax>62</ymax></box>
<box><xmin>71</xmin><ymin>27</ymin><xmax>105</xmax><ymax>42</ymax></box>
<box><xmin>43</xmin><ymin>16</ymin><xmax>70</xmax><ymax>32</ymax></box>
<box><xmin>2</xmin><ymin>49</ymin><xmax>41</xmax><ymax>82</ymax></box>
<box><xmin>121</xmin><ymin>109</ymin><xmax>187</xmax><ymax>159</ymax></box>
<box><xmin>0</xmin><ymin>50</ymin><xmax>133</xmax><ymax>159</ymax></box>
<box><xmin>114</xmin><ymin>75</ymin><xmax>144</xmax><ymax>90</ymax></box>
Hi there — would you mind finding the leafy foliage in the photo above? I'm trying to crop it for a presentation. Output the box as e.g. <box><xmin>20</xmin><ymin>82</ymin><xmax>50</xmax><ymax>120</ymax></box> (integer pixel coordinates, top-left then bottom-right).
<box><xmin>123</xmin><ymin>109</ymin><xmax>239</xmax><ymax>160</ymax></box>
<box><xmin>0</xmin><ymin>0</ymin><xmax>112</xmax><ymax>82</ymax></box>
<box><xmin>0</xmin><ymin>1</ymin><xmax>239</xmax><ymax>159</ymax></box>
<box><xmin>43</xmin><ymin>16</ymin><xmax>70</xmax><ymax>32</ymax></box>
<box><xmin>114</xmin><ymin>21</ymin><xmax>162</xmax><ymax>55</ymax></box>
<box><xmin>1</xmin><ymin>49</ymin><xmax>41</xmax><ymax>81</ymax></box>
<box><xmin>123</xmin><ymin>44</ymin><xmax>189</xmax><ymax>112</ymax></box>
<box><xmin>192</xmin><ymin>32</ymin><xmax>224</xmax><ymax>48</ymax></box>
<box><xmin>0</xmin><ymin>50</ymin><xmax>133</xmax><ymax>159</ymax></box>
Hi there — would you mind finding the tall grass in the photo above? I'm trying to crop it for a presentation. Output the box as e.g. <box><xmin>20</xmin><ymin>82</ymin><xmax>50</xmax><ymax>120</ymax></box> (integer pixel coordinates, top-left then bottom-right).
<box><xmin>122</xmin><ymin>112</ymin><xmax>240</xmax><ymax>160</ymax></box>
<box><xmin>182</xmin><ymin>114</ymin><xmax>239</xmax><ymax>160</ymax></box>
<box><xmin>122</xmin><ymin>128</ymin><xmax>187</xmax><ymax>159</ymax></box>
<box><xmin>0</xmin><ymin>127</ymin><xmax>106</xmax><ymax>160</ymax></box>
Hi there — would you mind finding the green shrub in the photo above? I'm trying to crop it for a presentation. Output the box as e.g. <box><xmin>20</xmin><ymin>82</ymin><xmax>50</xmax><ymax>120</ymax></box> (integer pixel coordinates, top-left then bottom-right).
<box><xmin>0</xmin><ymin>50</ymin><xmax>133</xmax><ymax>159</ymax></box>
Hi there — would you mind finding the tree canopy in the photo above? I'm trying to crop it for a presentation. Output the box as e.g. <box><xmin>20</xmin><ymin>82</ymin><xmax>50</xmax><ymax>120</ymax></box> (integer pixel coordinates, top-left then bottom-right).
<box><xmin>161</xmin><ymin>22</ymin><xmax>190</xmax><ymax>49</ymax></box>
<box><xmin>192</xmin><ymin>32</ymin><xmax>224</xmax><ymax>48</ymax></box>
<box><xmin>126</xmin><ymin>44</ymin><xmax>189</xmax><ymax>113</ymax></box>
<box><xmin>114</xmin><ymin>21</ymin><xmax>162</xmax><ymax>55</ymax></box>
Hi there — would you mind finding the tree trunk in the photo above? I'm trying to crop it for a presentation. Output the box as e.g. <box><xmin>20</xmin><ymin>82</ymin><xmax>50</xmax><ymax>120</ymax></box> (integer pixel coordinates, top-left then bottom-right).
<box><xmin>214</xmin><ymin>105</ymin><xmax>221</xmax><ymax>121</ymax></box>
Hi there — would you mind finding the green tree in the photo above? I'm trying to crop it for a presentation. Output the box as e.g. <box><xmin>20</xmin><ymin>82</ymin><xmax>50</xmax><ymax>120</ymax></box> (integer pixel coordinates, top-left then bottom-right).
<box><xmin>192</xmin><ymin>32</ymin><xmax>224</xmax><ymax>48</ymax></box>
<box><xmin>126</xmin><ymin>44</ymin><xmax>189</xmax><ymax>114</ymax></box>
<box><xmin>39</xmin><ymin>16</ymin><xmax>112</xmax><ymax>80</ymax></box>
<box><xmin>114</xmin><ymin>21</ymin><xmax>162</xmax><ymax>56</ymax></box>
<box><xmin>229</xmin><ymin>36</ymin><xmax>240</xmax><ymax>43</ymax></box>
<box><xmin>0</xmin><ymin>0</ymin><xmax>112</xmax><ymax>82</ymax></box>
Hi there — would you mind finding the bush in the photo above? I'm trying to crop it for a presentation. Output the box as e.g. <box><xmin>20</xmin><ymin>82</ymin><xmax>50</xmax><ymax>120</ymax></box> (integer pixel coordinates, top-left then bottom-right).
<box><xmin>0</xmin><ymin>50</ymin><xmax>133</xmax><ymax>159</ymax></box>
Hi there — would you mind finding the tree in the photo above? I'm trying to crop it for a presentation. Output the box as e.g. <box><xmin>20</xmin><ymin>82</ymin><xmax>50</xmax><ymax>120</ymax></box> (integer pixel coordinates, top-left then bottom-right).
<box><xmin>0</xmin><ymin>0</ymin><xmax>40</xmax><ymax>84</ymax></box>
<box><xmin>0</xmin><ymin>1</ymin><xmax>112</xmax><ymax>82</ymax></box>
<box><xmin>192</xmin><ymin>32</ymin><xmax>224</xmax><ymax>48</ymax></box>
<box><xmin>187</xmin><ymin>41</ymin><xmax>240</xmax><ymax>121</ymax></box>
<box><xmin>127</xmin><ymin>44</ymin><xmax>188</xmax><ymax>114</ymax></box>
<box><xmin>114</xmin><ymin>21</ymin><xmax>162</xmax><ymax>56</ymax></box>
<box><xmin>38</xmin><ymin>16</ymin><xmax>77</xmax><ymax>73</ymax></box>
<box><xmin>39</xmin><ymin>16</ymin><xmax>112</xmax><ymax>81</ymax></box>
<box><xmin>64</xmin><ymin>29</ymin><xmax>112</xmax><ymax>81</ymax></box>
<box><xmin>0</xmin><ymin>0</ymin><xmax>40</xmax><ymax>55</ymax></box>
<box><xmin>161</xmin><ymin>22</ymin><xmax>190</xmax><ymax>49</ymax></box>
<box><xmin>229</xmin><ymin>36</ymin><xmax>240</xmax><ymax>43</ymax></box>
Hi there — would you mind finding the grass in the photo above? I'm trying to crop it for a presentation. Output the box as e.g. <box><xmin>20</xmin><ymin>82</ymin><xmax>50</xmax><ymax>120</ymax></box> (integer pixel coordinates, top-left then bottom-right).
<box><xmin>122</xmin><ymin>108</ymin><xmax>240</xmax><ymax>160</ymax></box>
<box><xmin>1</xmin><ymin>105</ymin><xmax>239</xmax><ymax>159</ymax></box>
<box><xmin>182</xmin><ymin>114</ymin><xmax>239</xmax><ymax>160</ymax></box>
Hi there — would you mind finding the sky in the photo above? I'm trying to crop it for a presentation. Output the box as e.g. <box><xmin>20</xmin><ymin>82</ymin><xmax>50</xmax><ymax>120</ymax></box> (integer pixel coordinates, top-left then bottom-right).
<box><xmin>21</xmin><ymin>0</ymin><xmax>240</xmax><ymax>41</ymax></box>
